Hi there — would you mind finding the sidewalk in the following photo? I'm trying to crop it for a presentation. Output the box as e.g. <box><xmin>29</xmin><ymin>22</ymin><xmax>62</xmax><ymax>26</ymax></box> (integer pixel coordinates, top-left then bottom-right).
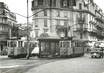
<box><xmin>0</xmin><ymin>55</ymin><xmax>8</xmax><ymax>59</ymax></box>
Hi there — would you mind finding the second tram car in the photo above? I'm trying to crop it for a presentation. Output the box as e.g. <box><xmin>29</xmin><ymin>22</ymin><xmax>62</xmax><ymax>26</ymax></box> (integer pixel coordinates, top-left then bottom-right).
<box><xmin>38</xmin><ymin>37</ymin><xmax>86</xmax><ymax>58</ymax></box>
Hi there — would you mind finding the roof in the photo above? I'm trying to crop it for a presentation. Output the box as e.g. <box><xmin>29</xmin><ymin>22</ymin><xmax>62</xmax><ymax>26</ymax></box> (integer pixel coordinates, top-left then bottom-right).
<box><xmin>38</xmin><ymin>33</ymin><xmax>60</xmax><ymax>40</ymax></box>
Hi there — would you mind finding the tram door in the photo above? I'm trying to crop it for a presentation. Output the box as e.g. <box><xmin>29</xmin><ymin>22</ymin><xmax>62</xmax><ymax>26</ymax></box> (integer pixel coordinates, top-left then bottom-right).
<box><xmin>50</xmin><ymin>42</ymin><xmax>59</xmax><ymax>57</ymax></box>
<box><xmin>7</xmin><ymin>40</ymin><xmax>17</xmax><ymax>56</ymax></box>
<box><xmin>59</xmin><ymin>41</ymin><xmax>72</xmax><ymax>56</ymax></box>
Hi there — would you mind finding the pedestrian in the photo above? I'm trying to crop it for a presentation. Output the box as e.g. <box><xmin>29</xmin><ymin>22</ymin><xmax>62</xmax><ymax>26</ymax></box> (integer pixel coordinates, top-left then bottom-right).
<box><xmin>31</xmin><ymin>43</ymin><xmax>39</xmax><ymax>57</ymax></box>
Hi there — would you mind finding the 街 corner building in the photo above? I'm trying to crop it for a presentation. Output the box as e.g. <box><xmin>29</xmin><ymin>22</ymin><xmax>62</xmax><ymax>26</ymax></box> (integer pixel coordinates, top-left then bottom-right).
<box><xmin>0</xmin><ymin>2</ymin><xmax>16</xmax><ymax>55</ymax></box>
<box><xmin>31</xmin><ymin>0</ymin><xmax>104</xmax><ymax>42</ymax></box>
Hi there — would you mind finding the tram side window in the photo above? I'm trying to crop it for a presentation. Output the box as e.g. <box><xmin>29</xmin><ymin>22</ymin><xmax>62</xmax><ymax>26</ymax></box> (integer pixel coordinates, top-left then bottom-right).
<box><xmin>63</xmin><ymin>41</ymin><xmax>66</xmax><ymax>47</ymax></box>
<box><xmin>62</xmin><ymin>41</ymin><xmax>69</xmax><ymax>48</ymax></box>
<box><xmin>10</xmin><ymin>41</ymin><xmax>16</xmax><ymax>47</ymax></box>
<box><xmin>75</xmin><ymin>41</ymin><xmax>80</xmax><ymax>47</ymax></box>
<box><xmin>75</xmin><ymin>41</ymin><xmax>83</xmax><ymax>47</ymax></box>
<box><xmin>7</xmin><ymin>41</ymin><xmax>10</xmax><ymax>47</ymax></box>
<box><xmin>18</xmin><ymin>41</ymin><xmax>23</xmax><ymax>47</ymax></box>
<box><xmin>60</xmin><ymin>41</ymin><xmax>63</xmax><ymax>47</ymax></box>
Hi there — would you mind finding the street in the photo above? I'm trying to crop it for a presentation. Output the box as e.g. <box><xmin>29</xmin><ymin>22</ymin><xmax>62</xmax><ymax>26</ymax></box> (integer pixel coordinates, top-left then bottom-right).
<box><xmin>0</xmin><ymin>54</ymin><xmax>104</xmax><ymax>73</ymax></box>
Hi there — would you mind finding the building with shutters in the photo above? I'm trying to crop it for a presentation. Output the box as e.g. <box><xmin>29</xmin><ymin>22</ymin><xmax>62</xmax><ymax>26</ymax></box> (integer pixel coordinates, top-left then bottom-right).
<box><xmin>31</xmin><ymin>0</ymin><xmax>104</xmax><ymax>42</ymax></box>
<box><xmin>0</xmin><ymin>2</ymin><xmax>16</xmax><ymax>55</ymax></box>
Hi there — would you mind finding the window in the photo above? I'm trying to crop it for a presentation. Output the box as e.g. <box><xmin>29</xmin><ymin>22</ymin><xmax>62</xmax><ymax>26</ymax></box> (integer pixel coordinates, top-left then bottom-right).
<box><xmin>64</xmin><ymin>20</ymin><xmax>68</xmax><ymax>26</ymax></box>
<box><xmin>61</xmin><ymin>0</ymin><xmax>69</xmax><ymax>7</ymax></box>
<box><xmin>10</xmin><ymin>41</ymin><xmax>17</xmax><ymax>47</ymax></box>
<box><xmin>79</xmin><ymin>3</ymin><xmax>82</xmax><ymax>9</ymax></box>
<box><xmin>2</xmin><ymin>18</ymin><xmax>7</xmax><ymax>24</ymax></box>
<box><xmin>44</xmin><ymin>29</ymin><xmax>48</xmax><ymax>33</ymax></box>
<box><xmin>0</xmin><ymin>25</ymin><xmax>3</xmax><ymax>30</ymax></box>
<box><xmin>69</xmin><ymin>0</ymin><xmax>76</xmax><ymax>6</ymax></box>
<box><xmin>44</xmin><ymin>10</ymin><xmax>47</xmax><ymax>16</ymax></box>
<box><xmin>32</xmin><ymin>1</ymin><xmax>34</xmax><ymax>7</ymax></box>
<box><xmin>18</xmin><ymin>41</ymin><xmax>23</xmax><ymax>47</ymax></box>
<box><xmin>35</xmin><ymin>25</ymin><xmax>38</xmax><ymax>27</ymax></box>
<box><xmin>35</xmin><ymin>30</ymin><xmax>39</xmax><ymax>37</ymax></box>
<box><xmin>60</xmin><ymin>41</ymin><xmax>63</xmax><ymax>47</ymax></box>
<box><xmin>53</xmin><ymin>0</ymin><xmax>56</xmax><ymax>7</ymax></box>
<box><xmin>57</xmin><ymin>10</ymin><xmax>60</xmax><ymax>17</ymax></box>
<box><xmin>49</xmin><ymin>0</ymin><xmax>56</xmax><ymax>7</ymax></box>
<box><xmin>35</xmin><ymin>14</ymin><xmax>38</xmax><ymax>17</ymax></box>
<box><xmin>38</xmin><ymin>0</ymin><xmax>43</xmax><ymax>5</ymax></box>
<box><xmin>44</xmin><ymin>19</ymin><xmax>47</xmax><ymax>27</ymax></box>
<box><xmin>64</xmin><ymin>11</ymin><xmax>68</xmax><ymax>17</ymax></box>
<box><xmin>63</xmin><ymin>0</ymin><xmax>67</xmax><ymax>7</ymax></box>
<box><xmin>35</xmin><ymin>19</ymin><xmax>38</xmax><ymax>27</ymax></box>
<box><xmin>57</xmin><ymin>19</ymin><xmax>60</xmax><ymax>25</ymax></box>
<box><xmin>0</xmin><ymin>10</ymin><xmax>3</xmax><ymax>14</ymax></box>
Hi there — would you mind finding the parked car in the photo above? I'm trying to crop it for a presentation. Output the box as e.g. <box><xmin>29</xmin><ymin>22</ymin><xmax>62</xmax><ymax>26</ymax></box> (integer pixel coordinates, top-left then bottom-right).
<box><xmin>90</xmin><ymin>49</ymin><xmax>103</xmax><ymax>58</ymax></box>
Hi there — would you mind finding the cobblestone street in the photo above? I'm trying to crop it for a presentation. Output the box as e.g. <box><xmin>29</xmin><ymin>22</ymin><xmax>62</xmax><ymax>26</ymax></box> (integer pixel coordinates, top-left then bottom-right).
<box><xmin>0</xmin><ymin>54</ymin><xmax>104</xmax><ymax>73</ymax></box>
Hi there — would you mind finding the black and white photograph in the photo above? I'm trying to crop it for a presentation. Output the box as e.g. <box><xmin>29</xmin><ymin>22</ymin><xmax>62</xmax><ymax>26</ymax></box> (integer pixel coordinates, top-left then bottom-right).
<box><xmin>0</xmin><ymin>0</ymin><xmax>104</xmax><ymax>73</ymax></box>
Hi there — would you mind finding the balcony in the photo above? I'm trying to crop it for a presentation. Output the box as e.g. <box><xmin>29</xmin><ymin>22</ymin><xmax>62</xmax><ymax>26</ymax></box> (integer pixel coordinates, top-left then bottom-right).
<box><xmin>95</xmin><ymin>16</ymin><xmax>104</xmax><ymax>23</ymax></box>
<box><xmin>89</xmin><ymin>29</ymin><xmax>98</xmax><ymax>36</ymax></box>
<box><xmin>89</xmin><ymin>21</ymin><xmax>96</xmax><ymax>25</ymax></box>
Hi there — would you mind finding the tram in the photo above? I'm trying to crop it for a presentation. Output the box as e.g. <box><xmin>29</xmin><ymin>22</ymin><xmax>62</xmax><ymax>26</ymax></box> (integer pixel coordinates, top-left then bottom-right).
<box><xmin>7</xmin><ymin>39</ymin><xmax>35</xmax><ymax>58</ymax></box>
<box><xmin>38</xmin><ymin>36</ymin><xmax>86</xmax><ymax>58</ymax></box>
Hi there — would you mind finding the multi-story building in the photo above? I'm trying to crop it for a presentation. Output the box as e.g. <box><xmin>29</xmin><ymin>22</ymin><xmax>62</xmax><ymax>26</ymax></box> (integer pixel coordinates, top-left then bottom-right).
<box><xmin>31</xmin><ymin>0</ymin><xmax>104</xmax><ymax>42</ymax></box>
<box><xmin>0</xmin><ymin>2</ymin><xmax>16</xmax><ymax>55</ymax></box>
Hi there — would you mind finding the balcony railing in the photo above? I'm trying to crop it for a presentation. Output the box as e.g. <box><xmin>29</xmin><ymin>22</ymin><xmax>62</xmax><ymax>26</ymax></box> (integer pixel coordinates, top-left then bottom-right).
<box><xmin>56</xmin><ymin>25</ymin><xmax>70</xmax><ymax>30</ymax></box>
<box><xmin>75</xmin><ymin>27</ymin><xmax>88</xmax><ymax>33</ymax></box>
<box><xmin>89</xmin><ymin>29</ymin><xmax>104</xmax><ymax>38</ymax></box>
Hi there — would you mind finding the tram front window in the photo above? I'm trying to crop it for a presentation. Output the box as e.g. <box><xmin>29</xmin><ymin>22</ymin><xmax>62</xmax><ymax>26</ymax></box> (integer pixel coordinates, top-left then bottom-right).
<box><xmin>63</xmin><ymin>41</ymin><xmax>69</xmax><ymax>48</ymax></box>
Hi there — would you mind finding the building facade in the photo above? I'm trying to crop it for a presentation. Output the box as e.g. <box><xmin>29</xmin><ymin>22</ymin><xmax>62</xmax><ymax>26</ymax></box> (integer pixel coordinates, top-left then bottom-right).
<box><xmin>0</xmin><ymin>2</ymin><xmax>16</xmax><ymax>55</ymax></box>
<box><xmin>31</xmin><ymin>0</ymin><xmax>104</xmax><ymax>41</ymax></box>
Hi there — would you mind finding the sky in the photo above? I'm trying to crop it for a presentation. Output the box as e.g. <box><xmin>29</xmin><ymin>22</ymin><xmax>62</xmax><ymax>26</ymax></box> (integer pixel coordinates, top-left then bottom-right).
<box><xmin>0</xmin><ymin>0</ymin><xmax>104</xmax><ymax>24</ymax></box>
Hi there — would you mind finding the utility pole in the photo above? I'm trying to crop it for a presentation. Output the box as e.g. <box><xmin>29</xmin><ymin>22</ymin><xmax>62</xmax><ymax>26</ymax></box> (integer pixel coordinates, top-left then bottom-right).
<box><xmin>50</xmin><ymin>0</ymin><xmax>52</xmax><ymax>32</ymax></box>
<box><xmin>26</xmin><ymin>0</ymin><xmax>30</xmax><ymax>59</ymax></box>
